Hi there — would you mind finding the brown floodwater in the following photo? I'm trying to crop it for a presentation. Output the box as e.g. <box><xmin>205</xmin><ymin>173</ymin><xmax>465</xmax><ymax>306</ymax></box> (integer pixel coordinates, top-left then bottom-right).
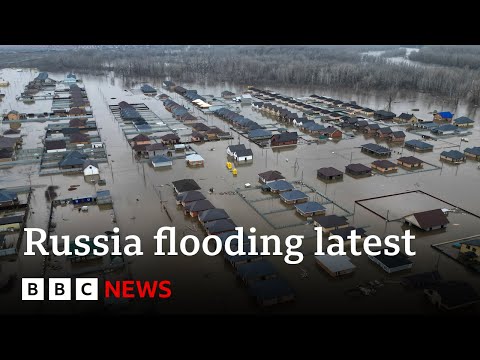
<box><xmin>1</xmin><ymin>68</ymin><xmax>479</xmax><ymax>314</ymax></box>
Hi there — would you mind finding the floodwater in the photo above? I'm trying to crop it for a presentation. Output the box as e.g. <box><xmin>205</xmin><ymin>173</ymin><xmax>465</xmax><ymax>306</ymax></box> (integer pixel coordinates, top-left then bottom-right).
<box><xmin>1</xmin><ymin>67</ymin><xmax>480</xmax><ymax>314</ymax></box>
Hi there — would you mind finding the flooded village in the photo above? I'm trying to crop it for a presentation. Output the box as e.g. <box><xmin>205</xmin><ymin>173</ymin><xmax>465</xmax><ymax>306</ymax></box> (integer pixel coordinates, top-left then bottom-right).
<box><xmin>1</xmin><ymin>64</ymin><xmax>480</xmax><ymax>314</ymax></box>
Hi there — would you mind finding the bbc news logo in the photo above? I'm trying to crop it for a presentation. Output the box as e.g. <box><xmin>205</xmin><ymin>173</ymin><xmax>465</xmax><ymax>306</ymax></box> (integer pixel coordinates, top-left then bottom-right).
<box><xmin>22</xmin><ymin>279</ymin><xmax>172</xmax><ymax>300</ymax></box>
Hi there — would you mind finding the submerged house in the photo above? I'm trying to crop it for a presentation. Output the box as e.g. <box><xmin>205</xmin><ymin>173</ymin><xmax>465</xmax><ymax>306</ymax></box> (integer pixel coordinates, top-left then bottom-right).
<box><xmin>397</xmin><ymin>156</ymin><xmax>423</xmax><ymax>169</ymax></box>
<box><xmin>234</xmin><ymin>148</ymin><xmax>253</xmax><ymax>162</ymax></box>
<box><xmin>464</xmin><ymin>147</ymin><xmax>480</xmax><ymax>161</ymax></box>
<box><xmin>374</xmin><ymin>110</ymin><xmax>396</xmax><ymax>121</ymax></box>
<box><xmin>317</xmin><ymin>167</ymin><xmax>343</xmax><ymax>181</ymax></box>
<box><xmin>376</xmin><ymin>127</ymin><xmax>393</xmax><ymax>139</ymax></box>
<box><xmin>404</xmin><ymin>209</ymin><xmax>449</xmax><ymax>231</ymax></box>
<box><xmin>185</xmin><ymin>154</ymin><xmax>205</xmax><ymax>167</ymax></box>
<box><xmin>395</xmin><ymin>113</ymin><xmax>418</xmax><ymax>123</ymax></box>
<box><xmin>258</xmin><ymin>170</ymin><xmax>285</xmax><ymax>184</ymax></box>
<box><xmin>0</xmin><ymin>190</ymin><xmax>19</xmax><ymax>208</ymax></box>
<box><xmin>361</xmin><ymin>143</ymin><xmax>392</xmax><ymax>157</ymax></box>
<box><xmin>453</xmin><ymin>116</ymin><xmax>474</xmax><ymax>127</ymax></box>
<box><xmin>295</xmin><ymin>201</ymin><xmax>326</xmax><ymax>217</ymax></box>
<box><xmin>369</xmin><ymin>253</ymin><xmax>413</xmax><ymax>273</ymax></box>
<box><xmin>270</xmin><ymin>132</ymin><xmax>298</xmax><ymax>147</ymax></box>
<box><xmin>248</xmin><ymin>278</ymin><xmax>295</xmax><ymax>307</ymax></box>
<box><xmin>313</xmin><ymin>215</ymin><xmax>349</xmax><ymax>233</ymax></box>
<box><xmin>388</xmin><ymin>131</ymin><xmax>406</xmax><ymax>143</ymax></box>
<box><xmin>184</xmin><ymin>199</ymin><xmax>215</xmax><ymax>217</ymax></box>
<box><xmin>151</xmin><ymin>155</ymin><xmax>173</xmax><ymax>168</ymax></box>
<box><xmin>172</xmin><ymin>179</ymin><xmax>201</xmax><ymax>194</ymax></box>
<box><xmin>279</xmin><ymin>190</ymin><xmax>309</xmax><ymax>205</ymax></box>
<box><xmin>141</xmin><ymin>84</ymin><xmax>157</xmax><ymax>95</ymax></box>
<box><xmin>146</xmin><ymin>143</ymin><xmax>169</xmax><ymax>158</ymax></box>
<box><xmin>204</xmin><ymin>219</ymin><xmax>237</xmax><ymax>235</ymax></box>
<box><xmin>176</xmin><ymin>191</ymin><xmax>206</xmax><ymax>206</ymax></box>
<box><xmin>83</xmin><ymin>159</ymin><xmax>99</xmax><ymax>176</ymax></box>
<box><xmin>371</xmin><ymin>159</ymin><xmax>398</xmax><ymax>173</ymax></box>
<box><xmin>440</xmin><ymin>150</ymin><xmax>466</xmax><ymax>164</ymax></box>
<box><xmin>45</xmin><ymin>140</ymin><xmax>67</xmax><ymax>153</ymax></box>
<box><xmin>264</xmin><ymin>180</ymin><xmax>294</xmax><ymax>193</ymax></box>
<box><xmin>58</xmin><ymin>151</ymin><xmax>87</xmax><ymax>169</ymax></box>
<box><xmin>161</xmin><ymin>133</ymin><xmax>180</xmax><ymax>145</ymax></box>
<box><xmin>404</xmin><ymin>139</ymin><xmax>434</xmax><ymax>152</ymax></box>
<box><xmin>424</xmin><ymin>281</ymin><xmax>480</xmax><ymax>311</ymax></box>
<box><xmin>434</xmin><ymin>111</ymin><xmax>454</xmax><ymax>122</ymax></box>
<box><xmin>315</xmin><ymin>254</ymin><xmax>356</xmax><ymax>278</ymax></box>
<box><xmin>345</xmin><ymin>163</ymin><xmax>372</xmax><ymax>177</ymax></box>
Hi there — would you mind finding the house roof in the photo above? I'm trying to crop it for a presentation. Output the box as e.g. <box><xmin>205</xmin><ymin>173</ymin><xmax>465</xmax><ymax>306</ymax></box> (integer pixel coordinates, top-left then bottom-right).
<box><xmin>69</xmin><ymin>133</ymin><xmax>90</xmax><ymax>143</ymax></box>
<box><xmin>377</xmin><ymin>127</ymin><xmax>393</xmax><ymax>134</ymax></box>
<box><xmin>0</xmin><ymin>149</ymin><xmax>13</xmax><ymax>159</ymax></box>
<box><xmin>346</xmin><ymin>163</ymin><xmax>371</xmax><ymax>173</ymax></box>
<box><xmin>317</xmin><ymin>167</ymin><xmax>343</xmax><ymax>177</ymax></box>
<box><xmin>82</xmin><ymin>159</ymin><xmax>99</xmax><ymax>170</ymax></box>
<box><xmin>361</xmin><ymin>143</ymin><xmax>391</xmax><ymax>154</ymax></box>
<box><xmin>464</xmin><ymin>147</ymin><xmax>480</xmax><ymax>156</ymax></box>
<box><xmin>372</xmin><ymin>160</ymin><xmax>397</xmax><ymax>169</ymax></box>
<box><xmin>191</xmin><ymin>123</ymin><xmax>211</xmax><ymax>132</ymax></box>
<box><xmin>146</xmin><ymin>143</ymin><xmax>168</xmax><ymax>151</ymax></box>
<box><xmin>163</xmin><ymin>80</ymin><xmax>175</xmax><ymax>86</ymax></box>
<box><xmin>441</xmin><ymin>150</ymin><xmax>465</xmax><ymax>160</ymax></box>
<box><xmin>236</xmin><ymin>260</ymin><xmax>277</xmax><ymax>280</ymax></box>
<box><xmin>132</xmin><ymin>144</ymin><xmax>147</xmax><ymax>152</ymax></box>
<box><xmin>69</xmin><ymin>118</ymin><xmax>87</xmax><ymax>127</ymax></box>
<box><xmin>248</xmin><ymin>129</ymin><xmax>272</xmax><ymax>138</ymax></box>
<box><xmin>204</xmin><ymin>218</ymin><xmax>237</xmax><ymax>234</ymax></box>
<box><xmin>454</xmin><ymin>116</ymin><xmax>474</xmax><ymax>124</ymax></box>
<box><xmin>176</xmin><ymin>191</ymin><xmax>205</xmax><ymax>203</ymax></box>
<box><xmin>0</xmin><ymin>190</ymin><xmax>17</xmax><ymax>202</ymax></box>
<box><xmin>0</xmin><ymin>215</ymin><xmax>24</xmax><ymax>226</ymax></box>
<box><xmin>235</xmin><ymin>149</ymin><xmax>253</xmax><ymax>158</ymax></box>
<box><xmin>437</xmin><ymin>111</ymin><xmax>453</xmax><ymax>119</ymax></box>
<box><xmin>329</xmin><ymin>226</ymin><xmax>367</xmax><ymax>239</ymax></box>
<box><xmin>398</xmin><ymin>156</ymin><xmax>423</xmax><ymax>165</ymax></box>
<box><xmin>375</xmin><ymin>110</ymin><xmax>396</xmax><ymax>117</ymax></box>
<box><xmin>186</xmin><ymin>154</ymin><xmax>204</xmax><ymax>162</ymax></box>
<box><xmin>405</xmin><ymin>139</ymin><xmax>433</xmax><ymax>150</ymax></box>
<box><xmin>151</xmin><ymin>155</ymin><xmax>172</xmax><ymax>164</ymax></box>
<box><xmin>45</xmin><ymin>140</ymin><xmax>66</xmax><ymax>150</ymax></box>
<box><xmin>322</xmin><ymin>126</ymin><xmax>341</xmax><ymax>134</ymax></box>
<box><xmin>248</xmin><ymin>278</ymin><xmax>294</xmax><ymax>301</ymax></box>
<box><xmin>266</xmin><ymin>180</ymin><xmax>294</xmax><ymax>192</ymax></box>
<box><xmin>0</xmin><ymin>136</ymin><xmax>18</xmax><ymax>150</ymax></box>
<box><xmin>371</xmin><ymin>253</ymin><xmax>412</xmax><ymax>269</ymax></box>
<box><xmin>426</xmin><ymin>281</ymin><xmax>480</xmax><ymax>309</ymax></box>
<box><xmin>198</xmin><ymin>208</ymin><xmax>229</xmax><ymax>223</ymax></box>
<box><xmin>398</xmin><ymin>113</ymin><xmax>415</xmax><ymax>120</ymax></box>
<box><xmin>435</xmin><ymin>124</ymin><xmax>457</xmax><ymax>132</ymax></box>
<box><xmin>132</xmin><ymin>134</ymin><xmax>150</xmax><ymax>142</ymax></box>
<box><xmin>280</xmin><ymin>190</ymin><xmax>308</xmax><ymax>201</ymax></box>
<box><xmin>184</xmin><ymin>199</ymin><xmax>215</xmax><ymax>212</ymax></box>
<box><xmin>390</xmin><ymin>131</ymin><xmax>406</xmax><ymax>138</ymax></box>
<box><xmin>172</xmin><ymin>179</ymin><xmax>201</xmax><ymax>193</ymax></box>
<box><xmin>313</xmin><ymin>214</ymin><xmax>348</xmax><ymax>228</ymax></box>
<box><xmin>58</xmin><ymin>151</ymin><xmax>87</xmax><ymax>167</ymax></box>
<box><xmin>3</xmin><ymin>129</ymin><xmax>21</xmax><ymax>135</ymax></box>
<box><xmin>365</xmin><ymin>123</ymin><xmax>380</xmax><ymax>130</ymax></box>
<box><xmin>258</xmin><ymin>170</ymin><xmax>285</xmax><ymax>182</ymax></box>
<box><xmin>227</xmin><ymin>144</ymin><xmax>246</xmax><ymax>154</ymax></box>
<box><xmin>271</xmin><ymin>132</ymin><xmax>298</xmax><ymax>143</ymax></box>
<box><xmin>141</xmin><ymin>84</ymin><xmax>156</xmax><ymax>93</ymax></box>
<box><xmin>295</xmin><ymin>201</ymin><xmax>326</xmax><ymax>214</ymax></box>
<box><xmin>161</xmin><ymin>133</ymin><xmax>180</xmax><ymax>141</ymax></box>
<box><xmin>405</xmin><ymin>209</ymin><xmax>449</xmax><ymax>229</ymax></box>
<box><xmin>315</xmin><ymin>254</ymin><xmax>356</xmax><ymax>273</ymax></box>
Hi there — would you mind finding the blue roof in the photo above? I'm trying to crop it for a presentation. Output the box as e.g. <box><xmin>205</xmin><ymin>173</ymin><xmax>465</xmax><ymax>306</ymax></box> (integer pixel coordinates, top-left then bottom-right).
<box><xmin>141</xmin><ymin>84</ymin><xmax>156</xmax><ymax>93</ymax></box>
<box><xmin>235</xmin><ymin>260</ymin><xmax>277</xmax><ymax>280</ymax></box>
<box><xmin>66</xmin><ymin>72</ymin><xmax>76</xmax><ymax>79</ymax></box>
<box><xmin>280</xmin><ymin>190</ymin><xmax>309</xmax><ymax>201</ymax></box>
<box><xmin>36</xmin><ymin>72</ymin><xmax>48</xmax><ymax>80</ymax></box>
<box><xmin>441</xmin><ymin>150</ymin><xmax>465</xmax><ymax>160</ymax></box>
<box><xmin>405</xmin><ymin>139</ymin><xmax>434</xmax><ymax>150</ymax></box>
<box><xmin>422</xmin><ymin>123</ymin><xmax>438</xmax><ymax>129</ymax></box>
<box><xmin>266</xmin><ymin>180</ymin><xmax>294</xmax><ymax>192</ymax></box>
<box><xmin>303</xmin><ymin>123</ymin><xmax>326</xmax><ymax>131</ymax></box>
<box><xmin>464</xmin><ymin>147</ymin><xmax>480</xmax><ymax>156</ymax></box>
<box><xmin>434</xmin><ymin>124</ymin><xmax>458</xmax><ymax>133</ymax></box>
<box><xmin>248</xmin><ymin>129</ymin><xmax>272</xmax><ymax>139</ymax></box>
<box><xmin>248</xmin><ymin>278</ymin><xmax>294</xmax><ymax>302</ymax></box>
<box><xmin>295</xmin><ymin>201</ymin><xmax>326</xmax><ymax>213</ymax></box>
<box><xmin>0</xmin><ymin>190</ymin><xmax>17</xmax><ymax>202</ymax></box>
<box><xmin>58</xmin><ymin>151</ymin><xmax>87</xmax><ymax>167</ymax></box>
<box><xmin>96</xmin><ymin>190</ymin><xmax>111</xmax><ymax>197</ymax></box>
<box><xmin>361</xmin><ymin>143</ymin><xmax>391</xmax><ymax>154</ymax></box>
<box><xmin>151</xmin><ymin>155</ymin><xmax>172</xmax><ymax>164</ymax></box>
<box><xmin>454</xmin><ymin>116</ymin><xmax>474</xmax><ymax>124</ymax></box>
<box><xmin>437</xmin><ymin>111</ymin><xmax>454</xmax><ymax>119</ymax></box>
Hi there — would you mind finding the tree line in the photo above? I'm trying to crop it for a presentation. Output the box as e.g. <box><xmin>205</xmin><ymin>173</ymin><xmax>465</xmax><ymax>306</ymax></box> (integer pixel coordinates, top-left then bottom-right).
<box><xmin>12</xmin><ymin>45</ymin><xmax>480</xmax><ymax>105</ymax></box>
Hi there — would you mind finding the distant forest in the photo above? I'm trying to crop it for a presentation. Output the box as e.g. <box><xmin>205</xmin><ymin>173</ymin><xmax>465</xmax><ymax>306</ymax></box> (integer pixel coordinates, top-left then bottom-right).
<box><xmin>6</xmin><ymin>45</ymin><xmax>480</xmax><ymax>105</ymax></box>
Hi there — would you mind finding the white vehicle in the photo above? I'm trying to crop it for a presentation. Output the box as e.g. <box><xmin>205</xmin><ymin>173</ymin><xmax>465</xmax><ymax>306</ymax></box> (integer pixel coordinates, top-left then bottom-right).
<box><xmin>461</xmin><ymin>137</ymin><xmax>469</xmax><ymax>142</ymax></box>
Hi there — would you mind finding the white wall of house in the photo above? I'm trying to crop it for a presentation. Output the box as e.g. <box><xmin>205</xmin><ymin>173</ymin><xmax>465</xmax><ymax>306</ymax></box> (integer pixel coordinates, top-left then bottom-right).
<box><xmin>235</xmin><ymin>155</ymin><xmax>253</xmax><ymax>161</ymax></box>
<box><xmin>84</xmin><ymin>165</ymin><xmax>99</xmax><ymax>176</ymax></box>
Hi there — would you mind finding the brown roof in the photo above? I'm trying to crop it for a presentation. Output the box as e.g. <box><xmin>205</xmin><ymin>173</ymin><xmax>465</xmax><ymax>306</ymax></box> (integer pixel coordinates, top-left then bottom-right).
<box><xmin>317</xmin><ymin>167</ymin><xmax>343</xmax><ymax>177</ymax></box>
<box><xmin>410</xmin><ymin>209</ymin><xmax>449</xmax><ymax>229</ymax></box>
<box><xmin>69</xmin><ymin>107</ymin><xmax>86</xmax><ymax>115</ymax></box>
<box><xmin>69</xmin><ymin>133</ymin><xmax>90</xmax><ymax>143</ymax></box>
<box><xmin>398</xmin><ymin>156</ymin><xmax>423</xmax><ymax>165</ymax></box>
<box><xmin>69</xmin><ymin>118</ymin><xmax>87</xmax><ymax>127</ymax></box>
<box><xmin>258</xmin><ymin>170</ymin><xmax>285</xmax><ymax>182</ymax></box>
<box><xmin>45</xmin><ymin>140</ymin><xmax>66</xmax><ymax>150</ymax></box>
<box><xmin>161</xmin><ymin>133</ymin><xmax>180</xmax><ymax>141</ymax></box>
<box><xmin>132</xmin><ymin>134</ymin><xmax>150</xmax><ymax>142</ymax></box>
<box><xmin>372</xmin><ymin>160</ymin><xmax>397</xmax><ymax>169</ymax></box>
